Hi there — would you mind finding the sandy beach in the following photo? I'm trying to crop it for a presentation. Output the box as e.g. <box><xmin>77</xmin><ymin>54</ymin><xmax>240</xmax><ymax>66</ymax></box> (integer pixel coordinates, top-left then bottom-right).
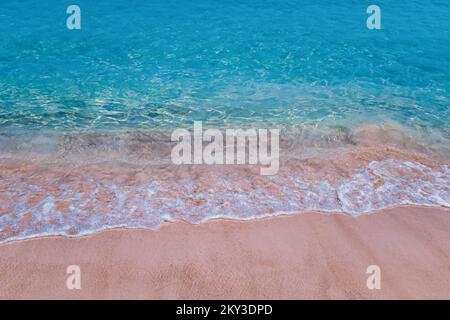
<box><xmin>0</xmin><ymin>205</ymin><xmax>448</xmax><ymax>300</ymax></box>
<box><xmin>2</xmin><ymin>0</ymin><xmax>450</xmax><ymax>304</ymax></box>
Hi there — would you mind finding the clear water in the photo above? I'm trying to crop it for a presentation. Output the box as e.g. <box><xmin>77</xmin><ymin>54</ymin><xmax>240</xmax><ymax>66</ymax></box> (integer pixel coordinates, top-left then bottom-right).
<box><xmin>0</xmin><ymin>1</ymin><xmax>449</xmax><ymax>243</ymax></box>
<box><xmin>1</xmin><ymin>0</ymin><xmax>449</xmax><ymax>132</ymax></box>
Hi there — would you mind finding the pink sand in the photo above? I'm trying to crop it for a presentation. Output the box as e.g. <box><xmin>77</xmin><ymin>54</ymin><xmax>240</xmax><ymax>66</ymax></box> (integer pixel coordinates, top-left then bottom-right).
<box><xmin>0</xmin><ymin>206</ymin><xmax>449</xmax><ymax>299</ymax></box>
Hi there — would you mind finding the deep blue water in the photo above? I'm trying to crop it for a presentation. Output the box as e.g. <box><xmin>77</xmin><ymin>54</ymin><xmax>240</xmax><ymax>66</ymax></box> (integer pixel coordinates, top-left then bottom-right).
<box><xmin>1</xmin><ymin>0</ymin><xmax>449</xmax><ymax>132</ymax></box>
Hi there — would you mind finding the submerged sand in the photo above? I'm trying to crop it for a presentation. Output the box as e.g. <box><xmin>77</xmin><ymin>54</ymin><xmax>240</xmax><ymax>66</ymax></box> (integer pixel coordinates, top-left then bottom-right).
<box><xmin>0</xmin><ymin>205</ymin><xmax>449</xmax><ymax>299</ymax></box>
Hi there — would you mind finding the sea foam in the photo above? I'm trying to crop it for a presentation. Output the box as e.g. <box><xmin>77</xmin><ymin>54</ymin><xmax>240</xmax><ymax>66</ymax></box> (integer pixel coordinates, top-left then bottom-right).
<box><xmin>0</xmin><ymin>158</ymin><xmax>448</xmax><ymax>244</ymax></box>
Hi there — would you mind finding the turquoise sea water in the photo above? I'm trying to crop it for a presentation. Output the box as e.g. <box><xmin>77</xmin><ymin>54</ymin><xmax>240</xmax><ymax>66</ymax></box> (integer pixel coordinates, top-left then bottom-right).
<box><xmin>1</xmin><ymin>0</ymin><xmax>449</xmax><ymax>133</ymax></box>
<box><xmin>0</xmin><ymin>1</ymin><xmax>449</xmax><ymax>243</ymax></box>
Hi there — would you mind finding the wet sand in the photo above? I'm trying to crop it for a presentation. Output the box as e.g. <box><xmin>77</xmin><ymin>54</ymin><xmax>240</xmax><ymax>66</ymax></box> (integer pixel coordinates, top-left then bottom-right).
<box><xmin>0</xmin><ymin>205</ymin><xmax>449</xmax><ymax>299</ymax></box>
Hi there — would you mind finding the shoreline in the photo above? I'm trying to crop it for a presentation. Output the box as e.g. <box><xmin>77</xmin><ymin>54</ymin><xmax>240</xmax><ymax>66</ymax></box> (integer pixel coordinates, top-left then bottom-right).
<box><xmin>0</xmin><ymin>204</ymin><xmax>447</xmax><ymax>246</ymax></box>
<box><xmin>1</xmin><ymin>150</ymin><xmax>449</xmax><ymax>243</ymax></box>
<box><xmin>1</xmin><ymin>205</ymin><xmax>449</xmax><ymax>299</ymax></box>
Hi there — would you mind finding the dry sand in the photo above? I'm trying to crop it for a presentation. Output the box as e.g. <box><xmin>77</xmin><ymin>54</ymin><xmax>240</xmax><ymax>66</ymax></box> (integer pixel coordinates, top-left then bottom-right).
<box><xmin>0</xmin><ymin>206</ymin><xmax>449</xmax><ymax>299</ymax></box>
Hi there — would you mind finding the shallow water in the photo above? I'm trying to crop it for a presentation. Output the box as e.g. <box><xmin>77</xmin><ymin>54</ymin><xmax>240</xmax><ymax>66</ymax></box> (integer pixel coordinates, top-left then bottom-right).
<box><xmin>1</xmin><ymin>1</ymin><xmax>449</xmax><ymax>132</ymax></box>
<box><xmin>0</xmin><ymin>130</ymin><xmax>449</xmax><ymax>243</ymax></box>
<box><xmin>1</xmin><ymin>1</ymin><xmax>449</xmax><ymax>242</ymax></box>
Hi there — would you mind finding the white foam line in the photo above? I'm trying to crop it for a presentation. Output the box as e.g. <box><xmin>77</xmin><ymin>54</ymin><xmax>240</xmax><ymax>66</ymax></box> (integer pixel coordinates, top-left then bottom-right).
<box><xmin>0</xmin><ymin>203</ymin><xmax>448</xmax><ymax>246</ymax></box>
